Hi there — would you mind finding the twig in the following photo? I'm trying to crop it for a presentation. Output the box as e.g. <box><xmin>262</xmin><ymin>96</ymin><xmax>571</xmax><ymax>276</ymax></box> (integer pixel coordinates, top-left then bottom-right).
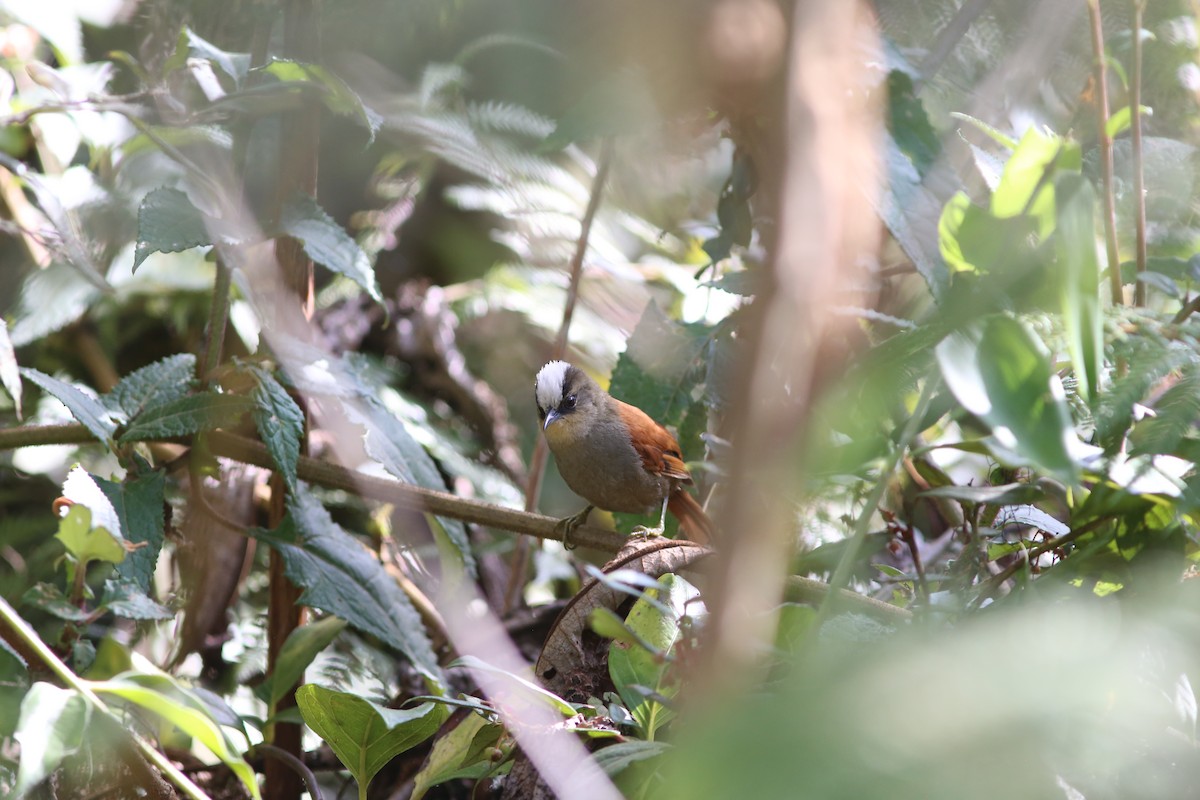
<box><xmin>1173</xmin><ymin>293</ymin><xmax>1200</xmax><ymax>324</ymax></box>
<box><xmin>1131</xmin><ymin>0</ymin><xmax>1148</xmax><ymax>307</ymax></box>
<box><xmin>249</xmin><ymin>745</ymin><xmax>324</xmax><ymax>800</ymax></box>
<box><xmin>917</xmin><ymin>0</ymin><xmax>993</xmax><ymax>84</ymax></box>
<box><xmin>504</xmin><ymin>138</ymin><xmax>615</xmax><ymax>614</ymax></box>
<box><xmin>1086</xmin><ymin>0</ymin><xmax>1124</xmax><ymax>306</ymax></box>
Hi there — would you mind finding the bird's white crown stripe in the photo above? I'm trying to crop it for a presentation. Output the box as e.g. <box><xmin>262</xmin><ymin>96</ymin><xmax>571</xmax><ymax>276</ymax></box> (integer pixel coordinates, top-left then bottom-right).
<box><xmin>535</xmin><ymin>360</ymin><xmax>571</xmax><ymax>410</ymax></box>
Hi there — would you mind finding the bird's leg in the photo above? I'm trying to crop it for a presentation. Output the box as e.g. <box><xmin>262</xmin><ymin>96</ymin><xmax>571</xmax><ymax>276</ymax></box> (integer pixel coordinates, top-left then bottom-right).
<box><xmin>631</xmin><ymin>496</ymin><xmax>669</xmax><ymax>540</ymax></box>
<box><xmin>555</xmin><ymin>504</ymin><xmax>594</xmax><ymax>550</ymax></box>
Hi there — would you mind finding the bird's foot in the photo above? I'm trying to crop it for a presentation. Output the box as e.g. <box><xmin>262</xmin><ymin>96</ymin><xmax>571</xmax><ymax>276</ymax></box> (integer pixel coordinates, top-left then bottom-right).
<box><xmin>629</xmin><ymin>524</ymin><xmax>665</xmax><ymax>542</ymax></box>
<box><xmin>555</xmin><ymin>505</ymin><xmax>594</xmax><ymax>551</ymax></box>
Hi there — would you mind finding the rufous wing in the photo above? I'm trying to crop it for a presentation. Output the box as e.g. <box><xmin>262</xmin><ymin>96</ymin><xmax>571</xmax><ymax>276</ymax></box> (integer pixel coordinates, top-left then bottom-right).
<box><xmin>613</xmin><ymin>399</ymin><xmax>692</xmax><ymax>482</ymax></box>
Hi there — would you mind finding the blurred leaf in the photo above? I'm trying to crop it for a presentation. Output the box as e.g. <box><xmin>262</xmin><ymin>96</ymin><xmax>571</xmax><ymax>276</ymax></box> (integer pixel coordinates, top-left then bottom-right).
<box><xmin>950</xmin><ymin>112</ymin><xmax>1019</xmax><ymax>150</ymax></box>
<box><xmin>246</xmin><ymin>364</ymin><xmax>303</xmax><ymax>494</ymax></box>
<box><xmin>263</xmin><ymin>616</ymin><xmax>347</xmax><ymax>712</ymax></box>
<box><xmin>132</xmin><ymin>188</ymin><xmax>214</xmax><ymax>273</ymax></box>
<box><xmin>411</xmin><ymin>711</ymin><xmax>507</xmax><ymax>800</ymax></box>
<box><xmin>880</xmin><ymin>136</ymin><xmax>950</xmax><ymax>297</ymax></box>
<box><xmin>991</xmin><ymin>129</ymin><xmax>1076</xmax><ymax>236</ymax></box>
<box><xmin>992</xmin><ymin>505</ymin><xmax>1070</xmax><ymax>536</ymax></box>
<box><xmin>887</xmin><ymin>71</ymin><xmax>939</xmax><ymax>175</ymax></box>
<box><xmin>595</xmin><ymin>740</ymin><xmax>671</xmax><ymax>778</ymax></box>
<box><xmin>20</xmin><ymin>368</ymin><xmax>117</xmax><ymax>445</ymax></box>
<box><xmin>259</xmin><ymin>59</ymin><xmax>381</xmax><ymax>140</ymax></box>
<box><xmin>250</xmin><ymin>494</ymin><xmax>443</xmax><ymax>685</ymax></box>
<box><xmin>12</xmin><ymin>683</ymin><xmax>91</xmax><ymax>798</ymax></box>
<box><xmin>0</xmin><ymin>319</ymin><xmax>21</xmax><ymax>419</ymax></box>
<box><xmin>98</xmin><ymin>580</ymin><xmax>172</xmax><ymax>620</ymax></box>
<box><xmin>297</xmin><ymin>684</ymin><xmax>447</xmax><ymax>795</ymax></box>
<box><xmin>1053</xmin><ymin>174</ymin><xmax>1101</xmax><ymax>405</ymax></box>
<box><xmin>542</xmin><ymin>66</ymin><xmax>657</xmax><ymax>149</ymax></box>
<box><xmin>21</xmin><ymin>582</ymin><xmax>90</xmax><ymax>622</ymax></box>
<box><xmin>56</xmin><ymin>504</ymin><xmax>124</xmax><ymax>566</ymax></box>
<box><xmin>104</xmin><ymin>354</ymin><xmax>196</xmax><ymax>421</ymax></box>
<box><xmin>1136</xmin><ymin>271</ymin><xmax>1180</xmax><ymax>298</ymax></box>
<box><xmin>919</xmin><ymin>483</ymin><xmax>1044</xmax><ymax>506</ymax></box>
<box><xmin>1106</xmin><ymin>105</ymin><xmax>1153</xmax><ymax>139</ymax></box>
<box><xmin>95</xmin><ymin>470</ymin><xmax>166</xmax><ymax>592</ymax></box>
<box><xmin>92</xmin><ymin>673</ymin><xmax>260</xmax><ymax>799</ymax></box>
<box><xmin>451</xmin><ymin>655</ymin><xmax>576</xmax><ymax>716</ymax></box>
<box><xmin>165</xmin><ymin>26</ymin><xmax>248</xmax><ymax>84</ymax></box>
<box><xmin>279</xmin><ymin>193</ymin><xmax>381</xmax><ymax>302</ymax></box>
<box><xmin>7</xmin><ymin>262</ymin><xmax>102</xmax><ymax>347</ymax></box>
<box><xmin>118</xmin><ymin>393</ymin><xmax>254</xmax><ymax>442</ymax></box>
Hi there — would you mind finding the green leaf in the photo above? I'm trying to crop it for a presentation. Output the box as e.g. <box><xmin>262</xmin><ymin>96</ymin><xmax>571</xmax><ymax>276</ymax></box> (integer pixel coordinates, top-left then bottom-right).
<box><xmin>259</xmin><ymin>59</ymin><xmax>381</xmax><ymax>140</ymax></box>
<box><xmin>12</xmin><ymin>683</ymin><xmax>91</xmax><ymax>798</ymax></box>
<box><xmin>1053</xmin><ymin>174</ymin><xmax>1102</xmax><ymax>405</ymax></box>
<box><xmin>91</xmin><ymin>673</ymin><xmax>260</xmax><ymax>799</ymax></box>
<box><xmin>990</xmin><ymin>129</ymin><xmax>1072</xmax><ymax>232</ymax></box>
<box><xmin>450</xmin><ymin>655</ymin><xmax>576</xmax><ymax>716</ymax></box>
<box><xmin>20</xmin><ymin>367</ymin><xmax>117</xmax><ymax>445</ymax></box>
<box><xmin>278</xmin><ymin>193</ymin><xmax>381</xmax><ymax>302</ymax></box>
<box><xmin>119</xmin><ymin>392</ymin><xmax>254</xmax><ymax>442</ymax></box>
<box><xmin>0</xmin><ymin>319</ymin><xmax>21</xmax><ymax>419</ymax></box>
<box><xmin>95</xmin><ymin>470</ymin><xmax>166</xmax><ymax>592</ymax></box>
<box><xmin>133</xmin><ymin>187</ymin><xmax>214</xmax><ymax>273</ymax></box>
<box><xmin>1106</xmin><ymin>104</ymin><xmax>1153</xmax><ymax>139</ymax></box>
<box><xmin>950</xmin><ymin>112</ymin><xmax>1019</xmax><ymax>150</ymax></box>
<box><xmin>936</xmin><ymin>316</ymin><xmax>1080</xmax><ymax>482</ymax></box>
<box><xmin>594</xmin><ymin>740</ymin><xmax>671</xmax><ymax>778</ymax></box>
<box><xmin>105</xmin><ymin>354</ymin><xmax>196</xmax><ymax>420</ymax></box>
<box><xmin>99</xmin><ymin>580</ymin><xmax>173</xmax><ymax>620</ymax></box>
<box><xmin>411</xmin><ymin>711</ymin><xmax>507</xmax><ymax>800</ymax></box>
<box><xmin>608</xmin><ymin>574</ymin><xmax>698</xmax><ymax>739</ymax></box>
<box><xmin>296</xmin><ymin>684</ymin><xmax>447</xmax><ymax>794</ymax></box>
<box><xmin>880</xmin><ymin>136</ymin><xmax>950</xmax><ymax>297</ymax></box>
<box><xmin>918</xmin><ymin>483</ymin><xmax>1045</xmax><ymax>506</ymax></box>
<box><xmin>165</xmin><ymin>26</ymin><xmax>248</xmax><ymax>84</ymax></box>
<box><xmin>249</xmin><ymin>495</ymin><xmax>443</xmax><ymax>684</ymax></box>
<box><xmin>246</xmin><ymin>365</ymin><xmax>303</xmax><ymax>493</ymax></box>
<box><xmin>21</xmin><ymin>582</ymin><xmax>90</xmax><ymax>622</ymax></box>
<box><xmin>263</xmin><ymin>616</ymin><xmax>347</xmax><ymax>712</ymax></box>
<box><xmin>887</xmin><ymin>71</ymin><xmax>939</xmax><ymax>176</ymax></box>
<box><xmin>1136</xmin><ymin>271</ymin><xmax>1180</xmax><ymax>298</ymax></box>
<box><xmin>56</xmin><ymin>504</ymin><xmax>125</xmax><ymax>566</ymax></box>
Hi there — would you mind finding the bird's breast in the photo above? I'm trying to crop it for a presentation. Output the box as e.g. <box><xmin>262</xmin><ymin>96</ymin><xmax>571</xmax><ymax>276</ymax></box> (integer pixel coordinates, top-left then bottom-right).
<box><xmin>547</xmin><ymin>417</ymin><xmax>669</xmax><ymax>514</ymax></box>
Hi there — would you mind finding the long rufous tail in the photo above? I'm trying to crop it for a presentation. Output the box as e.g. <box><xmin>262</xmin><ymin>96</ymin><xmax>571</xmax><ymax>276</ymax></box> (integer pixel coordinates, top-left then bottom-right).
<box><xmin>668</xmin><ymin>490</ymin><xmax>714</xmax><ymax>545</ymax></box>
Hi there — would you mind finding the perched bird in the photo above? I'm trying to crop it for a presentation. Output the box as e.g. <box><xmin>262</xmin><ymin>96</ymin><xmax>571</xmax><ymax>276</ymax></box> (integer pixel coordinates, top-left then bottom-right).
<box><xmin>534</xmin><ymin>360</ymin><xmax>713</xmax><ymax>547</ymax></box>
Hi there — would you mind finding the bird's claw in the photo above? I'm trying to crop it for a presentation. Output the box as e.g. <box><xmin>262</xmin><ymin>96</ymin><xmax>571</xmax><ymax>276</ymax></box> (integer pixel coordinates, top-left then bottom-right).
<box><xmin>629</xmin><ymin>525</ymin><xmax>665</xmax><ymax>542</ymax></box>
<box><xmin>556</xmin><ymin>505</ymin><xmax>594</xmax><ymax>551</ymax></box>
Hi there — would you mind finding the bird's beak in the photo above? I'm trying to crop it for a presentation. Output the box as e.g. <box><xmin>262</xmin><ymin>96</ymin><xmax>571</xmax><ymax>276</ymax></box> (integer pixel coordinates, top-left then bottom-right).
<box><xmin>543</xmin><ymin>409</ymin><xmax>562</xmax><ymax>430</ymax></box>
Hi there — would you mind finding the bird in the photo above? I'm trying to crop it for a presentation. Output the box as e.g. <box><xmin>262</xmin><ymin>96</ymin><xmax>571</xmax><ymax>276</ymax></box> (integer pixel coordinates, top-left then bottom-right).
<box><xmin>534</xmin><ymin>360</ymin><xmax>713</xmax><ymax>547</ymax></box>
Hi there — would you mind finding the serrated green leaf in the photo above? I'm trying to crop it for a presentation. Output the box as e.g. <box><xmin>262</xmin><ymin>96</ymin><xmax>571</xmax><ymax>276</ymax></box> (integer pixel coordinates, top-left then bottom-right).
<box><xmin>296</xmin><ymin>684</ymin><xmax>446</xmax><ymax>794</ymax></box>
<box><xmin>20</xmin><ymin>367</ymin><xmax>117</xmax><ymax>445</ymax></box>
<box><xmin>0</xmin><ymin>319</ymin><xmax>21</xmax><ymax>419</ymax></box>
<box><xmin>411</xmin><ymin>711</ymin><xmax>506</xmax><ymax>800</ymax></box>
<box><xmin>259</xmin><ymin>59</ymin><xmax>381</xmax><ymax>140</ymax></box>
<box><xmin>119</xmin><ymin>392</ymin><xmax>254</xmax><ymax>442</ymax></box>
<box><xmin>133</xmin><ymin>187</ymin><xmax>213</xmax><ymax>273</ymax></box>
<box><xmin>263</xmin><ymin>616</ymin><xmax>347</xmax><ymax>712</ymax></box>
<box><xmin>99</xmin><ymin>580</ymin><xmax>173</xmax><ymax>620</ymax></box>
<box><xmin>12</xmin><ymin>683</ymin><xmax>91</xmax><ymax>798</ymax></box>
<box><xmin>278</xmin><ymin>193</ymin><xmax>381</xmax><ymax>302</ymax></box>
<box><xmin>56</xmin><ymin>504</ymin><xmax>125</xmax><ymax>566</ymax></box>
<box><xmin>91</xmin><ymin>674</ymin><xmax>260</xmax><ymax>799</ymax></box>
<box><xmin>95</xmin><ymin>470</ymin><xmax>166</xmax><ymax>592</ymax></box>
<box><xmin>105</xmin><ymin>354</ymin><xmax>196</xmax><ymax>420</ymax></box>
<box><xmin>247</xmin><ymin>365</ymin><xmax>303</xmax><ymax>493</ymax></box>
<box><xmin>936</xmin><ymin>316</ymin><xmax>1081</xmax><ymax>482</ymax></box>
<box><xmin>249</xmin><ymin>494</ymin><xmax>443</xmax><ymax>684</ymax></box>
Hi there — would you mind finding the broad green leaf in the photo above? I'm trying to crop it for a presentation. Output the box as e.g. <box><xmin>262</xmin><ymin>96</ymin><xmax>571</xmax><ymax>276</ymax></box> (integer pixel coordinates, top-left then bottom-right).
<box><xmin>259</xmin><ymin>59</ymin><xmax>382</xmax><ymax>140</ymax></box>
<box><xmin>263</xmin><ymin>616</ymin><xmax>347</xmax><ymax>711</ymax></box>
<box><xmin>246</xmin><ymin>365</ymin><xmax>303</xmax><ymax>494</ymax></box>
<box><xmin>296</xmin><ymin>684</ymin><xmax>447</xmax><ymax>794</ymax></box>
<box><xmin>451</xmin><ymin>656</ymin><xmax>576</xmax><ymax>716</ymax></box>
<box><xmin>20</xmin><ymin>368</ymin><xmax>117</xmax><ymax>445</ymax></box>
<box><xmin>105</xmin><ymin>354</ymin><xmax>196</xmax><ymax>420</ymax></box>
<box><xmin>95</xmin><ymin>470</ymin><xmax>166</xmax><ymax>592</ymax></box>
<box><xmin>919</xmin><ymin>483</ymin><xmax>1044</xmax><ymax>506</ymax></box>
<box><xmin>936</xmin><ymin>193</ymin><xmax>1036</xmax><ymax>276</ymax></box>
<box><xmin>250</xmin><ymin>495</ymin><xmax>443</xmax><ymax>684</ymax></box>
<box><xmin>278</xmin><ymin>193</ymin><xmax>381</xmax><ymax>302</ymax></box>
<box><xmin>1053</xmin><ymin>174</ymin><xmax>1102</xmax><ymax>405</ymax></box>
<box><xmin>0</xmin><ymin>319</ymin><xmax>21</xmax><ymax>419</ymax></box>
<box><xmin>12</xmin><ymin>683</ymin><xmax>91</xmax><ymax>798</ymax></box>
<box><xmin>608</xmin><ymin>574</ymin><xmax>699</xmax><ymax>739</ymax></box>
<box><xmin>119</xmin><ymin>392</ymin><xmax>254</xmax><ymax>442</ymax></box>
<box><xmin>936</xmin><ymin>316</ymin><xmax>1080</xmax><ymax>482</ymax></box>
<box><xmin>91</xmin><ymin>674</ymin><xmax>260</xmax><ymax>799</ymax></box>
<box><xmin>21</xmin><ymin>582</ymin><xmax>90</xmax><ymax>622</ymax></box>
<box><xmin>132</xmin><ymin>187</ymin><xmax>214</xmax><ymax>272</ymax></box>
<box><xmin>56</xmin><ymin>504</ymin><xmax>125</xmax><ymax>566</ymax></box>
<box><xmin>99</xmin><ymin>580</ymin><xmax>173</xmax><ymax>620</ymax></box>
<box><xmin>990</xmin><ymin>129</ymin><xmax>1076</xmax><ymax>236</ymax></box>
<box><xmin>411</xmin><ymin>711</ymin><xmax>507</xmax><ymax>800</ymax></box>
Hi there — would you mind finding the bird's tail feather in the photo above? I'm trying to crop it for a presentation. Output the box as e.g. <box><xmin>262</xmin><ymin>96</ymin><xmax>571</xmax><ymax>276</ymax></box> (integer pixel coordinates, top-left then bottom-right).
<box><xmin>668</xmin><ymin>490</ymin><xmax>714</xmax><ymax>545</ymax></box>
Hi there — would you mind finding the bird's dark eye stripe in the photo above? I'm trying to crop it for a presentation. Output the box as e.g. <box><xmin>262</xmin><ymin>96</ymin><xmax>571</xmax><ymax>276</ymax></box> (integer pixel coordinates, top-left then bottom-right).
<box><xmin>666</xmin><ymin>449</ymin><xmax>681</xmax><ymax>458</ymax></box>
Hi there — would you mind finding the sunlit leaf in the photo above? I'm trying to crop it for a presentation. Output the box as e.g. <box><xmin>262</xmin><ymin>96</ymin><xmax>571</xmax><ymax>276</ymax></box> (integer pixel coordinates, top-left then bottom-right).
<box><xmin>12</xmin><ymin>683</ymin><xmax>91</xmax><ymax>797</ymax></box>
<box><xmin>132</xmin><ymin>187</ymin><xmax>213</xmax><ymax>272</ymax></box>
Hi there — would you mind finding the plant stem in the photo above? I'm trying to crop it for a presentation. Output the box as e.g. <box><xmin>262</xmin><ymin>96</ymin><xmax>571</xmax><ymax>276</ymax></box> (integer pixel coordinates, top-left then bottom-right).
<box><xmin>1085</xmin><ymin>0</ymin><xmax>1123</xmax><ymax>306</ymax></box>
<box><xmin>1131</xmin><ymin>0</ymin><xmax>1148</xmax><ymax>306</ymax></box>
<box><xmin>0</xmin><ymin>595</ymin><xmax>214</xmax><ymax>800</ymax></box>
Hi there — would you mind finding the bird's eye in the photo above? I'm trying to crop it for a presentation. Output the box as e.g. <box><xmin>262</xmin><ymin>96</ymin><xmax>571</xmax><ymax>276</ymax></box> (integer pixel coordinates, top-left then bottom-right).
<box><xmin>564</xmin><ymin>394</ymin><xmax>577</xmax><ymax>409</ymax></box>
